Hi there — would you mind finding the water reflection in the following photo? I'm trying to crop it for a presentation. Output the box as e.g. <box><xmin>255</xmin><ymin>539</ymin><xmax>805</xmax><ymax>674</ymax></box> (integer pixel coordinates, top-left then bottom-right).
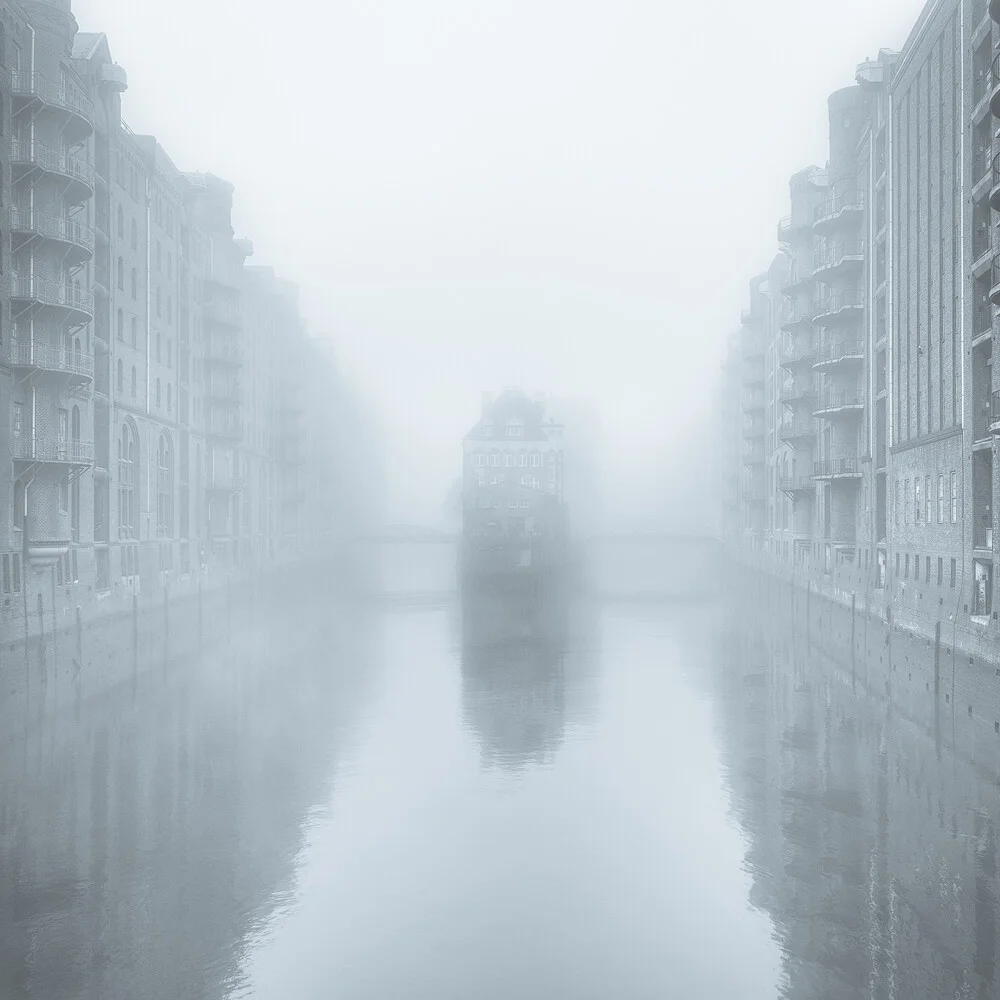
<box><xmin>716</xmin><ymin>596</ymin><xmax>1000</xmax><ymax>1000</ymax></box>
<box><xmin>0</xmin><ymin>592</ymin><xmax>377</xmax><ymax>1000</ymax></box>
<box><xmin>460</xmin><ymin>582</ymin><xmax>570</xmax><ymax>771</ymax></box>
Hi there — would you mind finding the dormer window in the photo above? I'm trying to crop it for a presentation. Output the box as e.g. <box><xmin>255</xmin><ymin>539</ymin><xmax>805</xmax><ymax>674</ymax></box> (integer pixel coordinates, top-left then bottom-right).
<box><xmin>506</xmin><ymin>419</ymin><xmax>523</xmax><ymax>437</ymax></box>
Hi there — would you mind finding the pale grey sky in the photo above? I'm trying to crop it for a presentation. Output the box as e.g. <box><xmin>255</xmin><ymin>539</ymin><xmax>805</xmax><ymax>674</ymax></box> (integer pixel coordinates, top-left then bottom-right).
<box><xmin>74</xmin><ymin>0</ymin><xmax>923</xmax><ymax>528</ymax></box>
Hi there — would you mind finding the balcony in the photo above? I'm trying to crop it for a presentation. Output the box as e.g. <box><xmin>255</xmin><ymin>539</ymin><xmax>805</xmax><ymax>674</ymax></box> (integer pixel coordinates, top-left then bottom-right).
<box><xmin>813</xmin><ymin>189</ymin><xmax>864</xmax><ymax>230</ymax></box>
<box><xmin>779</xmin><ymin>421</ymin><xmax>815</xmax><ymax>444</ymax></box>
<box><xmin>813</xmin><ymin>458</ymin><xmax>863</xmax><ymax>481</ymax></box>
<box><xmin>990</xmin><ymin>391</ymin><xmax>1000</xmax><ymax>434</ymax></box>
<box><xmin>780</xmin><ymin>298</ymin><xmax>814</xmax><ymax>331</ymax></box>
<box><xmin>813</xmin><ymin>389</ymin><xmax>864</xmax><ymax>418</ymax></box>
<box><xmin>779</xmin><ymin>378</ymin><xmax>814</xmax><ymax>405</ymax></box>
<box><xmin>10</xmin><ymin>275</ymin><xmax>94</xmax><ymax>322</ymax></box>
<box><xmin>992</xmin><ymin>53</ymin><xmax>1000</xmax><ymax>119</ymax></box>
<box><xmin>10</xmin><ymin>71</ymin><xmax>94</xmax><ymax>136</ymax></box>
<box><xmin>12</xmin><ymin>437</ymin><xmax>94</xmax><ymax>465</ymax></box>
<box><xmin>9</xmin><ymin>206</ymin><xmax>94</xmax><ymax>261</ymax></box>
<box><xmin>992</xmin><ymin>152</ymin><xmax>1000</xmax><ymax>213</ymax></box>
<box><xmin>10</xmin><ymin>139</ymin><xmax>95</xmax><ymax>201</ymax></box>
<box><xmin>779</xmin><ymin>474</ymin><xmax>815</xmax><ymax>495</ymax></box>
<box><xmin>780</xmin><ymin>266</ymin><xmax>813</xmax><ymax>296</ymax></box>
<box><xmin>743</xmin><ymin>389</ymin><xmax>765</xmax><ymax>412</ymax></box>
<box><xmin>812</xmin><ymin>289</ymin><xmax>864</xmax><ymax>326</ymax></box>
<box><xmin>991</xmin><ymin>257</ymin><xmax>1000</xmax><ymax>307</ymax></box>
<box><xmin>205</xmin><ymin>381</ymin><xmax>242</xmax><ymax>404</ymax></box>
<box><xmin>741</xmin><ymin>331</ymin><xmax>765</xmax><ymax>360</ymax></box>
<box><xmin>779</xmin><ymin>341</ymin><xmax>815</xmax><ymax>369</ymax></box>
<box><xmin>202</xmin><ymin>299</ymin><xmax>243</xmax><ymax>327</ymax></box>
<box><xmin>742</xmin><ymin>421</ymin><xmax>764</xmax><ymax>440</ymax></box>
<box><xmin>777</xmin><ymin>215</ymin><xmax>811</xmax><ymax>244</ymax></box>
<box><xmin>10</xmin><ymin>342</ymin><xmax>94</xmax><ymax>380</ymax></box>
<box><xmin>204</xmin><ymin>340</ymin><xmax>243</xmax><ymax>368</ymax></box>
<box><xmin>812</xmin><ymin>240</ymin><xmax>864</xmax><ymax>280</ymax></box>
<box><xmin>812</xmin><ymin>338</ymin><xmax>864</xmax><ymax>370</ymax></box>
<box><xmin>205</xmin><ymin>416</ymin><xmax>243</xmax><ymax>441</ymax></box>
<box><xmin>976</xmin><ymin>303</ymin><xmax>994</xmax><ymax>343</ymax></box>
<box><xmin>206</xmin><ymin>469</ymin><xmax>244</xmax><ymax>492</ymax></box>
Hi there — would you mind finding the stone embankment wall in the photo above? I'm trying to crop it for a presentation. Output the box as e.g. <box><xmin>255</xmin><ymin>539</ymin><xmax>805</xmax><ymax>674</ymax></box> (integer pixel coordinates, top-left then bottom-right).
<box><xmin>0</xmin><ymin>554</ymin><xmax>361</xmax><ymax>740</ymax></box>
<box><xmin>736</xmin><ymin>554</ymin><xmax>1000</xmax><ymax>775</ymax></box>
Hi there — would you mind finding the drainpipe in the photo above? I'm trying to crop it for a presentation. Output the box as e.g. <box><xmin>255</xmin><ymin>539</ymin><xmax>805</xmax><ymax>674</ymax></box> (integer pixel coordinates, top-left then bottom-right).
<box><xmin>145</xmin><ymin>176</ymin><xmax>152</xmax><ymax>542</ymax></box>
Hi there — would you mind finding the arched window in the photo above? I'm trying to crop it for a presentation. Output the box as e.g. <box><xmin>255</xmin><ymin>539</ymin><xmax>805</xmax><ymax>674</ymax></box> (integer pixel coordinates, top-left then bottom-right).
<box><xmin>117</xmin><ymin>206</ymin><xmax>124</xmax><ymax>238</ymax></box>
<box><xmin>130</xmin><ymin>366</ymin><xmax>136</xmax><ymax>398</ymax></box>
<box><xmin>118</xmin><ymin>422</ymin><xmax>137</xmax><ymax>539</ymax></box>
<box><xmin>116</xmin><ymin>359</ymin><xmax>123</xmax><ymax>392</ymax></box>
<box><xmin>130</xmin><ymin>316</ymin><xmax>137</xmax><ymax>348</ymax></box>
<box><xmin>116</xmin><ymin>308</ymin><xmax>123</xmax><ymax>341</ymax></box>
<box><xmin>130</xmin><ymin>267</ymin><xmax>137</xmax><ymax>299</ymax></box>
<box><xmin>116</xmin><ymin>256</ymin><xmax>123</xmax><ymax>289</ymax></box>
<box><xmin>155</xmin><ymin>377</ymin><xmax>161</xmax><ymax>407</ymax></box>
<box><xmin>157</xmin><ymin>432</ymin><xmax>173</xmax><ymax>537</ymax></box>
<box><xmin>166</xmin><ymin>383</ymin><xmax>172</xmax><ymax>413</ymax></box>
<box><xmin>130</xmin><ymin>218</ymin><xmax>137</xmax><ymax>250</ymax></box>
<box><xmin>518</xmin><ymin>452</ymin><xmax>527</xmax><ymax>467</ymax></box>
<box><xmin>71</xmin><ymin>405</ymin><xmax>80</xmax><ymax>443</ymax></box>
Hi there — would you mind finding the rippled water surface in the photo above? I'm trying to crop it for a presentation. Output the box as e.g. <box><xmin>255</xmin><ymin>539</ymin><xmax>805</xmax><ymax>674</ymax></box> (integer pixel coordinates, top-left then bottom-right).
<box><xmin>4</xmin><ymin>551</ymin><xmax>998</xmax><ymax>998</ymax></box>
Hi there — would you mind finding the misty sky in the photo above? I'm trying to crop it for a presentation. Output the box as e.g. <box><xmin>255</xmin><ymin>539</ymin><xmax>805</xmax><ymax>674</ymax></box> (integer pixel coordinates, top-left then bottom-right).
<box><xmin>75</xmin><ymin>0</ymin><xmax>922</xmax><ymax>528</ymax></box>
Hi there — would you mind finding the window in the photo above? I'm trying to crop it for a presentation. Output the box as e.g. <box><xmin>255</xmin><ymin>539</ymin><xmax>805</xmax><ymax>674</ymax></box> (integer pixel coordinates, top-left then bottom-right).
<box><xmin>116</xmin><ymin>256</ymin><xmax>123</xmax><ymax>289</ymax></box>
<box><xmin>506</xmin><ymin>420</ymin><xmax>523</xmax><ymax>437</ymax></box>
<box><xmin>130</xmin><ymin>218</ymin><xmax>137</xmax><ymax>250</ymax></box>
<box><xmin>131</xmin><ymin>366</ymin><xmax>136</xmax><ymax>398</ymax></box>
<box><xmin>938</xmin><ymin>557</ymin><xmax>943</xmax><ymax>586</ymax></box>
<box><xmin>938</xmin><ymin>475</ymin><xmax>944</xmax><ymax>523</ymax></box>
<box><xmin>925</xmin><ymin>476</ymin><xmax>931</xmax><ymax>524</ymax></box>
<box><xmin>117</xmin><ymin>308</ymin><xmax>123</xmax><ymax>341</ymax></box>
<box><xmin>12</xmin><ymin>401</ymin><xmax>22</xmax><ymax>436</ymax></box>
<box><xmin>167</xmin><ymin>341</ymin><xmax>172</xmax><ymax>368</ymax></box>
<box><xmin>951</xmin><ymin>471</ymin><xmax>958</xmax><ymax>522</ymax></box>
<box><xmin>926</xmin><ymin>555</ymin><xmax>931</xmax><ymax>583</ymax></box>
<box><xmin>894</xmin><ymin>479</ymin><xmax>899</xmax><ymax>528</ymax></box>
<box><xmin>905</xmin><ymin>554</ymin><xmax>910</xmax><ymax>578</ymax></box>
<box><xmin>504</xmin><ymin>453</ymin><xmax>513</xmax><ymax>467</ymax></box>
<box><xmin>473</xmin><ymin>454</ymin><xmax>484</xmax><ymax>467</ymax></box>
<box><xmin>155</xmin><ymin>378</ymin><xmax>161</xmax><ymax>407</ymax></box>
<box><xmin>489</xmin><ymin>454</ymin><xmax>499</xmax><ymax>467</ymax></box>
<box><xmin>156</xmin><ymin>287</ymin><xmax>161</xmax><ymax>318</ymax></box>
<box><xmin>156</xmin><ymin>242</ymin><xmax>161</xmax><ymax>270</ymax></box>
<box><xmin>531</xmin><ymin>453</ymin><xmax>541</xmax><ymax>467</ymax></box>
<box><xmin>131</xmin><ymin>267</ymin><xmax>137</xmax><ymax>299</ymax></box>
<box><xmin>914</xmin><ymin>479</ymin><xmax>921</xmax><ymax>525</ymax></box>
<box><xmin>895</xmin><ymin>552</ymin><xmax>900</xmax><ymax>577</ymax></box>
<box><xmin>167</xmin><ymin>252</ymin><xmax>172</xmax><ymax>279</ymax></box>
<box><xmin>118</xmin><ymin>422</ymin><xmax>137</xmax><ymax>539</ymax></box>
<box><xmin>130</xmin><ymin>317</ymin><xmax>137</xmax><ymax>348</ymax></box>
<box><xmin>167</xmin><ymin>383</ymin><xmax>172</xmax><ymax>413</ymax></box>
<box><xmin>904</xmin><ymin>480</ymin><xmax>910</xmax><ymax>526</ymax></box>
<box><xmin>117</xmin><ymin>206</ymin><xmax>124</xmax><ymax>238</ymax></box>
<box><xmin>116</xmin><ymin>359</ymin><xmax>123</xmax><ymax>392</ymax></box>
<box><xmin>156</xmin><ymin>334</ymin><xmax>161</xmax><ymax>363</ymax></box>
<box><xmin>157</xmin><ymin>432</ymin><xmax>173</xmax><ymax>537</ymax></box>
<box><xmin>518</xmin><ymin>453</ymin><xmax>527</xmax><ymax>467</ymax></box>
<box><xmin>167</xmin><ymin>297</ymin><xmax>172</xmax><ymax>324</ymax></box>
<box><xmin>951</xmin><ymin>558</ymin><xmax>957</xmax><ymax>588</ymax></box>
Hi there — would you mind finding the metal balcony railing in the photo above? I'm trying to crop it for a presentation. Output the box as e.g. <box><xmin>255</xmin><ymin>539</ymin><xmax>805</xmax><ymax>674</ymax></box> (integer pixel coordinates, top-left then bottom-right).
<box><xmin>813</xmin><ymin>289</ymin><xmax>864</xmax><ymax>321</ymax></box>
<box><xmin>11</xmin><ymin>437</ymin><xmax>94</xmax><ymax>463</ymax></box>
<box><xmin>9</xmin><ymin>206</ymin><xmax>94</xmax><ymax>254</ymax></box>
<box><xmin>812</xmin><ymin>241</ymin><xmax>865</xmax><ymax>272</ymax></box>
<box><xmin>779</xmin><ymin>474</ymin><xmax>814</xmax><ymax>492</ymax></box>
<box><xmin>10</xmin><ymin>342</ymin><xmax>93</xmax><ymax>378</ymax></box>
<box><xmin>10</xmin><ymin>138</ymin><xmax>95</xmax><ymax>191</ymax></box>
<box><xmin>814</xmin><ymin>189</ymin><xmax>864</xmax><ymax>225</ymax></box>
<box><xmin>814</xmin><ymin>339</ymin><xmax>864</xmax><ymax>365</ymax></box>
<box><xmin>976</xmin><ymin>303</ymin><xmax>994</xmax><ymax>338</ymax></box>
<box><xmin>10</xmin><ymin>275</ymin><xmax>94</xmax><ymax>316</ymax></box>
<box><xmin>10</xmin><ymin>71</ymin><xmax>94</xmax><ymax>128</ymax></box>
<box><xmin>814</xmin><ymin>389</ymin><xmax>863</xmax><ymax>413</ymax></box>
<box><xmin>813</xmin><ymin>457</ymin><xmax>862</xmax><ymax>478</ymax></box>
<box><xmin>202</xmin><ymin>299</ymin><xmax>243</xmax><ymax>326</ymax></box>
<box><xmin>779</xmin><ymin>421</ymin><xmax>815</xmax><ymax>440</ymax></box>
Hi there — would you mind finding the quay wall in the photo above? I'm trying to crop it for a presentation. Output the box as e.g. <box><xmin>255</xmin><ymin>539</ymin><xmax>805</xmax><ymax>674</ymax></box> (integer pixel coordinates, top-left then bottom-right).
<box><xmin>735</xmin><ymin>552</ymin><xmax>1000</xmax><ymax>774</ymax></box>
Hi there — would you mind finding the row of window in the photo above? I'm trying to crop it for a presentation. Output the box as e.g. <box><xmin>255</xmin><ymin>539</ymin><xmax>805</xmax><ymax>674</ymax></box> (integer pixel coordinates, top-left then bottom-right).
<box><xmin>484</xmin><ymin>475</ymin><xmax>541</xmax><ymax>489</ymax></box>
<box><xmin>473</xmin><ymin>498</ymin><xmax>532</xmax><ymax>509</ymax></box>
<box><xmin>895</xmin><ymin>552</ymin><xmax>958</xmax><ymax>589</ymax></box>
<box><xmin>894</xmin><ymin>471</ymin><xmax>958</xmax><ymax>527</ymax></box>
<box><xmin>473</xmin><ymin>453</ymin><xmax>546</xmax><ymax>468</ymax></box>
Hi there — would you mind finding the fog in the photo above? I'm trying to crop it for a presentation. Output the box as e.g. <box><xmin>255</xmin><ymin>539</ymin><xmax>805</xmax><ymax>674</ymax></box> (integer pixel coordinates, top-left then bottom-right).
<box><xmin>74</xmin><ymin>0</ymin><xmax>920</xmax><ymax>530</ymax></box>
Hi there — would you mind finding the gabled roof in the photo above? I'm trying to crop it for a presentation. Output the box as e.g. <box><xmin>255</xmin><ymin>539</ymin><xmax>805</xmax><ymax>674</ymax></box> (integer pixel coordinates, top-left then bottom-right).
<box><xmin>464</xmin><ymin>388</ymin><xmax>558</xmax><ymax>442</ymax></box>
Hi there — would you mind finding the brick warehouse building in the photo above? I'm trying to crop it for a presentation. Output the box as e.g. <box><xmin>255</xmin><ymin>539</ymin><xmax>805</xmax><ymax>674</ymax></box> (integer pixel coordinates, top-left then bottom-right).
<box><xmin>719</xmin><ymin>0</ymin><xmax>1000</xmax><ymax>631</ymax></box>
<box><xmin>0</xmin><ymin>0</ymin><xmax>368</xmax><ymax>640</ymax></box>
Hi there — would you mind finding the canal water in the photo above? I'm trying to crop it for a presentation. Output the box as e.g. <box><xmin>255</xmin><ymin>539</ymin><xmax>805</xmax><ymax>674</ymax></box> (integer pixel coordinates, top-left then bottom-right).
<box><xmin>0</xmin><ymin>548</ymin><xmax>996</xmax><ymax>998</ymax></box>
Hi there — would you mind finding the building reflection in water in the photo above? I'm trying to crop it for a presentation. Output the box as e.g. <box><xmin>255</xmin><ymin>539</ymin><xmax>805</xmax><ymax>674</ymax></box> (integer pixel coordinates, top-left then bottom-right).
<box><xmin>715</xmin><ymin>597</ymin><xmax>1000</xmax><ymax>1000</ymax></box>
<box><xmin>0</xmin><ymin>595</ymin><xmax>377</xmax><ymax>1000</ymax></box>
<box><xmin>459</xmin><ymin>581</ymin><xmax>575</xmax><ymax>772</ymax></box>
